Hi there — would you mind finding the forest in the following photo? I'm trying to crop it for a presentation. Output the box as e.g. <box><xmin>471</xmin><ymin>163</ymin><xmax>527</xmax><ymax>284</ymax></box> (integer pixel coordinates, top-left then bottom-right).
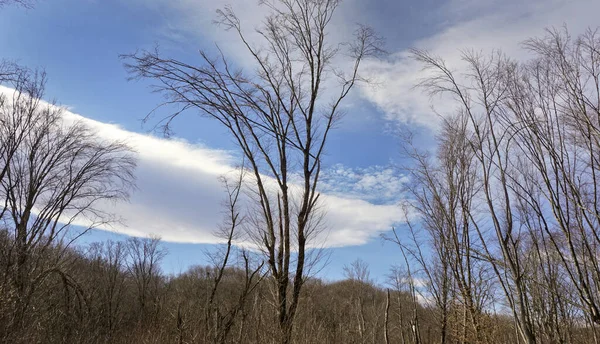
<box><xmin>2</xmin><ymin>0</ymin><xmax>600</xmax><ymax>343</ymax></box>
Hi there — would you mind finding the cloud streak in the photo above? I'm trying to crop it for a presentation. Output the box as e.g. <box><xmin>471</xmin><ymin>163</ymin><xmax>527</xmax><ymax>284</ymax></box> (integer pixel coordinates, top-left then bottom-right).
<box><xmin>51</xmin><ymin>105</ymin><xmax>405</xmax><ymax>248</ymax></box>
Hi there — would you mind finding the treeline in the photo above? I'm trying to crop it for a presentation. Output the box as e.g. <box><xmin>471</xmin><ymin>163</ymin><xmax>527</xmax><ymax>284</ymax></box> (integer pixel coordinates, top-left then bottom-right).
<box><xmin>0</xmin><ymin>232</ymin><xmax>519</xmax><ymax>344</ymax></box>
<box><xmin>0</xmin><ymin>232</ymin><xmax>597</xmax><ymax>344</ymax></box>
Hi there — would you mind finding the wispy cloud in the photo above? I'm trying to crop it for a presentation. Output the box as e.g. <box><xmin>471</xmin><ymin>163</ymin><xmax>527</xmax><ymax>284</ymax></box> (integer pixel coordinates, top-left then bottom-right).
<box><xmin>133</xmin><ymin>0</ymin><xmax>275</xmax><ymax>68</ymax></box>
<box><xmin>130</xmin><ymin>0</ymin><xmax>600</xmax><ymax>132</ymax></box>
<box><xmin>359</xmin><ymin>0</ymin><xmax>600</xmax><ymax>130</ymax></box>
<box><xmin>318</xmin><ymin>164</ymin><xmax>407</xmax><ymax>205</ymax></box>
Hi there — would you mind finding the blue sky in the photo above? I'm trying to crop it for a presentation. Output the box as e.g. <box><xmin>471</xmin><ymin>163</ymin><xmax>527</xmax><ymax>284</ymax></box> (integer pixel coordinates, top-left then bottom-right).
<box><xmin>1</xmin><ymin>0</ymin><xmax>598</xmax><ymax>282</ymax></box>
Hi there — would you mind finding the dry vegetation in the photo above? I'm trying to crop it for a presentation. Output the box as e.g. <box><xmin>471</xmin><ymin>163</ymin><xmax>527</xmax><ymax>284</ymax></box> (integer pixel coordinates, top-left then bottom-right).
<box><xmin>3</xmin><ymin>0</ymin><xmax>600</xmax><ymax>343</ymax></box>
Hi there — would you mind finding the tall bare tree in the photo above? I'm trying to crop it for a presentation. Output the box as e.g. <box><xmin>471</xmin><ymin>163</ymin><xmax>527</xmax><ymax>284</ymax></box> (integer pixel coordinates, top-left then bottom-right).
<box><xmin>505</xmin><ymin>27</ymin><xmax>600</xmax><ymax>329</ymax></box>
<box><xmin>0</xmin><ymin>69</ymin><xmax>136</xmax><ymax>340</ymax></box>
<box><xmin>122</xmin><ymin>0</ymin><xmax>382</xmax><ymax>341</ymax></box>
<box><xmin>399</xmin><ymin>117</ymin><xmax>496</xmax><ymax>343</ymax></box>
<box><xmin>412</xmin><ymin>49</ymin><xmax>538</xmax><ymax>344</ymax></box>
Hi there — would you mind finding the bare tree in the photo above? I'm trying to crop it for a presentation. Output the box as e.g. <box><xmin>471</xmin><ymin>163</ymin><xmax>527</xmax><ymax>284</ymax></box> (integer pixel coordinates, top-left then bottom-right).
<box><xmin>384</xmin><ymin>288</ymin><xmax>391</xmax><ymax>344</ymax></box>
<box><xmin>0</xmin><ymin>61</ymin><xmax>24</xmax><ymax>83</ymax></box>
<box><xmin>126</xmin><ymin>236</ymin><xmax>166</xmax><ymax>324</ymax></box>
<box><xmin>396</xmin><ymin>205</ymin><xmax>453</xmax><ymax>344</ymax></box>
<box><xmin>0</xmin><ymin>68</ymin><xmax>45</xmax><ymax>219</ymax></box>
<box><xmin>399</xmin><ymin>117</ymin><xmax>497</xmax><ymax>344</ymax></box>
<box><xmin>506</xmin><ymin>28</ymin><xmax>600</xmax><ymax>328</ymax></box>
<box><xmin>385</xmin><ymin>226</ymin><xmax>424</xmax><ymax>344</ymax></box>
<box><xmin>386</xmin><ymin>266</ymin><xmax>411</xmax><ymax>344</ymax></box>
<box><xmin>203</xmin><ymin>169</ymin><xmax>265</xmax><ymax>344</ymax></box>
<box><xmin>122</xmin><ymin>0</ymin><xmax>382</xmax><ymax>341</ymax></box>
<box><xmin>0</xmin><ymin>69</ymin><xmax>136</xmax><ymax>340</ymax></box>
<box><xmin>412</xmin><ymin>49</ymin><xmax>539</xmax><ymax>343</ymax></box>
<box><xmin>87</xmin><ymin>240</ymin><xmax>128</xmax><ymax>337</ymax></box>
<box><xmin>0</xmin><ymin>0</ymin><xmax>36</xmax><ymax>9</ymax></box>
<box><xmin>343</xmin><ymin>259</ymin><xmax>371</xmax><ymax>343</ymax></box>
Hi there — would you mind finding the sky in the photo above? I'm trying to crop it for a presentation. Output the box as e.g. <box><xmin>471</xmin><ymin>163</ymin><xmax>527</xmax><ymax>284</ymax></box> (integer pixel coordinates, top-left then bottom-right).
<box><xmin>1</xmin><ymin>0</ymin><xmax>599</xmax><ymax>282</ymax></box>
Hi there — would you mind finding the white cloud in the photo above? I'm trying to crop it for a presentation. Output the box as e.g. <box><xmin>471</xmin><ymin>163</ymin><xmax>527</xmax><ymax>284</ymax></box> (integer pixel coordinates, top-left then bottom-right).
<box><xmin>0</xmin><ymin>87</ymin><xmax>404</xmax><ymax>247</ymax></box>
<box><xmin>316</xmin><ymin>196</ymin><xmax>401</xmax><ymax>247</ymax></box>
<box><xmin>359</xmin><ymin>0</ymin><xmax>600</xmax><ymax>130</ymax></box>
<box><xmin>74</xmin><ymin>111</ymin><xmax>406</xmax><ymax>247</ymax></box>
